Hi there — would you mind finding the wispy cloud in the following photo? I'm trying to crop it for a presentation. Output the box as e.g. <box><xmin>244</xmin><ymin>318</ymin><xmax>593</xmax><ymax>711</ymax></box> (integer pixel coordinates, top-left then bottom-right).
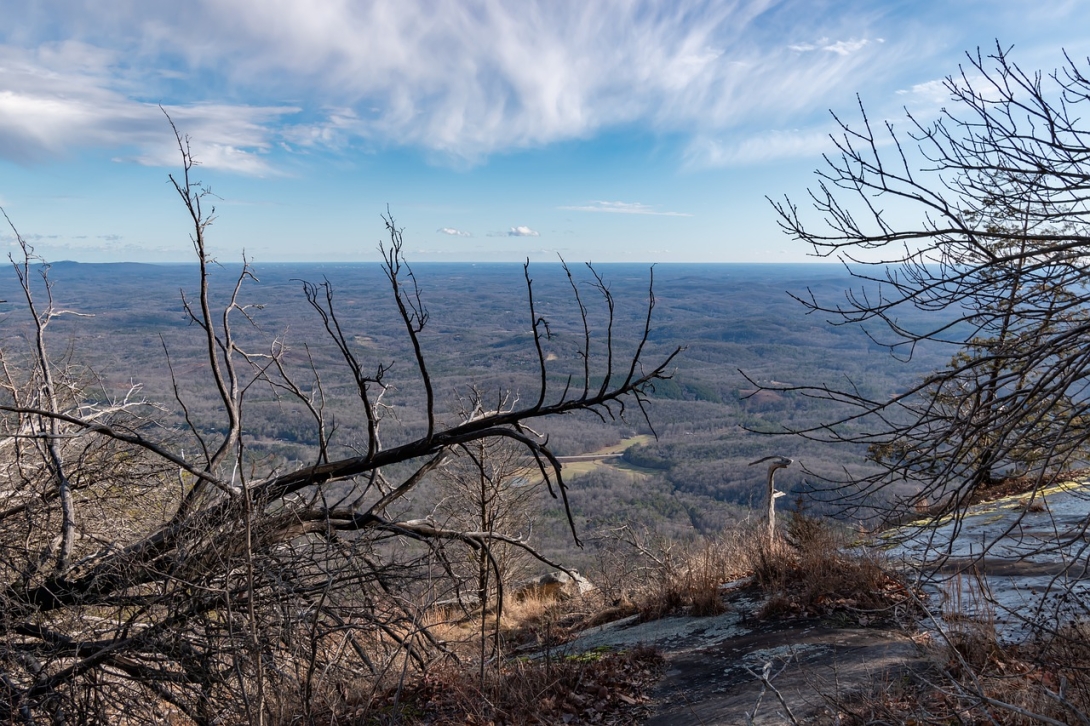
<box><xmin>0</xmin><ymin>1</ymin><xmax>909</xmax><ymax>166</ymax></box>
<box><xmin>559</xmin><ymin>201</ymin><xmax>691</xmax><ymax>217</ymax></box>
<box><xmin>896</xmin><ymin>78</ymin><xmax>950</xmax><ymax>100</ymax></box>
<box><xmin>0</xmin><ymin>43</ymin><xmax>296</xmax><ymax>174</ymax></box>
<box><xmin>437</xmin><ymin>227</ymin><xmax>471</xmax><ymax>237</ymax></box>
<box><xmin>685</xmin><ymin>127</ymin><xmax>836</xmax><ymax>168</ymax></box>
<box><xmin>789</xmin><ymin>37</ymin><xmax>877</xmax><ymax>55</ymax></box>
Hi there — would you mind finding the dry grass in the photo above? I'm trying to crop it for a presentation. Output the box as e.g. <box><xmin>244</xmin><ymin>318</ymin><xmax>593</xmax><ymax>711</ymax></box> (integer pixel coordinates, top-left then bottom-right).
<box><xmin>816</xmin><ymin>571</ymin><xmax>1090</xmax><ymax>725</ymax></box>
<box><xmin>269</xmin><ymin>513</ymin><xmax>929</xmax><ymax>724</ymax></box>
<box><xmin>634</xmin><ymin>537</ymin><xmax>740</xmax><ymax>622</ymax></box>
<box><xmin>385</xmin><ymin>646</ymin><xmax>663</xmax><ymax>726</ymax></box>
<box><xmin>494</xmin><ymin>588</ymin><xmax>593</xmax><ymax>651</ymax></box>
<box><xmin>586</xmin><ymin>514</ymin><xmax>917</xmax><ymax>627</ymax></box>
<box><xmin>587</xmin><ymin>525</ymin><xmax>756</xmax><ymax>624</ymax></box>
<box><xmin>751</xmin><ymin>513</ymin><xmax>918</xmax><ymax>624</ymax></box>
<box><xmin>415</xmin><ymin>581</ymin><xmax>615</xmax><ymax>666</ymax></box>
<box><xmin>259</xmin><ymin>585</ymin><xmax>659</xmax><ymax>725</ymax></box>
<box><xmin>285</xmin><ymin>645</ymin><xmax>664</xmax><ymax>725</ymax></box>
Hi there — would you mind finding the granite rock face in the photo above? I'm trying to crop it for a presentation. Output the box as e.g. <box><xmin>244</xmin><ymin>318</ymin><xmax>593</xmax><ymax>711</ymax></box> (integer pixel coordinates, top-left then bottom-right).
<box><xmin>885</xmin><ymin>479</ymin><xmax>1090</xmax><ymax>642</ymax></box>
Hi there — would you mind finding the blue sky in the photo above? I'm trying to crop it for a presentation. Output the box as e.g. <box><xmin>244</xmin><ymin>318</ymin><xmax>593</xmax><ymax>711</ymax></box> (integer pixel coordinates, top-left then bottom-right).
<box><xmin>1</xmin><ymin>1</ymin><xmax>1088</xmax><ymax>263</ymax></box>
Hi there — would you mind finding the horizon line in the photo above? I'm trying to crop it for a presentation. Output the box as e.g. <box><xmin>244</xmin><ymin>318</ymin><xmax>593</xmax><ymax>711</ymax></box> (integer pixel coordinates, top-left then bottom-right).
<box><xmin>41</xmin><ymin>259</ymin><xmax>844</xmax><ymax>266</ymax></box>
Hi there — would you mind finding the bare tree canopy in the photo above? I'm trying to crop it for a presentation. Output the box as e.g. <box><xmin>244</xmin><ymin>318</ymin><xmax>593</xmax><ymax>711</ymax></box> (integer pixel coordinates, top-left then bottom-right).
<box><xmin>763</xmin><ymin>56</ymin><xmax>1090</xmax><ymax>721</ymax></box>
<box><xmin>769</xmin><ymin>43</ymin><xmax>1090</xmax><ymax>514</ymax></box>
<box><xmin>0</xmin><ymin>123</ymin><xmax>680</xmax><ymax>724</ymax></box>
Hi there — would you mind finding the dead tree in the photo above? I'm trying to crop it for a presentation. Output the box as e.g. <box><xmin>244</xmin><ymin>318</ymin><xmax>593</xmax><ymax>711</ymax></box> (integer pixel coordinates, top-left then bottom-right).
<box><xmin>749</xmin><ymin>455</ymin><xmax>792</xmax><ymax>545</ymax></box>
<box><xmin>0</xmin><ymin>122</ymin><xmax>680</xmax><ymax>724</ymax></box>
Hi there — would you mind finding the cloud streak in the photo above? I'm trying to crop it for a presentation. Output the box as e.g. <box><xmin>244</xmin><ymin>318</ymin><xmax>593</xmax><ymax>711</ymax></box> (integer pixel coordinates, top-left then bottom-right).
<box><xmin>560</xmin><ymin>201</ymin><xmax>691</xmax><ymax>216</ymax></box>
<box><xmin>684</xmin><ymin>127</ymin><xmax>836</xmax><ymax>168</ymax></box>
<box><xmin>437</xmin><ymin>227</ymin><xmax>471</xmax><ymax>237</ymax></box>
<box><xmin>788</xmin><ymin>37</ymin><xmax>876</xmax><ymax>55</ymax></box>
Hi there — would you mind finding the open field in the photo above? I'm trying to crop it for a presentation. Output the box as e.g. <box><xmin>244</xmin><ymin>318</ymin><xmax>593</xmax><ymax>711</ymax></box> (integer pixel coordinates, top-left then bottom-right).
<box><xmin>554</xmin><ymin>434</ymin><xmax>653</xmax><ymax>477</ymax></box>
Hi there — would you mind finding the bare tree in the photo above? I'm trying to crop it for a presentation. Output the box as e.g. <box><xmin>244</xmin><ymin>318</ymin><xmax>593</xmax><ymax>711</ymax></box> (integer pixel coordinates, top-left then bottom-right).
<box><xmin>432</xmin><ymin>430</ymin><xmax>542</xmax><ymax>684</ymax></box>
<box><xmin>436</xmin><ymin>427</ymin><xmax>540</xmax><ymax>607</ymax></box>
<box><xmin>767</xmin><ymin>42</ymin><xmax>1090</xmax><ymax>722</ymax></box>
<box><xmin>769</xmin><ymin>42</ymin><xmax>1090</xmax><ymax>514</ymax></box>
<box><xmin>0</xmin><ymin>122</ymin><xmax>680</xmax><ymax>724</ymax></box>
<box><xmin>749</xmin><ymin>455</ymin><xmax>792</xmax><ymax>546</ymax></box>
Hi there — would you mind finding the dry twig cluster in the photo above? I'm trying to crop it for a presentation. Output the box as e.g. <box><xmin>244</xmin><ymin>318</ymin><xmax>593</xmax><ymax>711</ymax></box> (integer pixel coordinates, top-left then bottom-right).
<box><xmin>0</xmin><ymin>121</ymin><xmax>679</xmax><ymax>724</ymax></box>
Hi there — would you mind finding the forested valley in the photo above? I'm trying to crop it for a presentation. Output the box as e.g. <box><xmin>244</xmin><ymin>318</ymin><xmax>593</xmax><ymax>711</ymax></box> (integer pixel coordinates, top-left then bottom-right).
<box><xmin>0</xmin><ymin>258</ymin><xmax>946</xmax><ymax>568</ymax></box>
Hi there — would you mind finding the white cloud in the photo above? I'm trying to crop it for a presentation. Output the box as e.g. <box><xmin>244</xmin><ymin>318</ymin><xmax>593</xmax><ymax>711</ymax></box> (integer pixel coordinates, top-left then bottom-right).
<box><xmin>0</xmin><ymin>1</ymin><xmax>914</xmax><ymax>166</ymax></box>
<box><xmin>894</xmin><ymin>75</ymin><xmax>983</xmax><ymax>119</ymax></box>
<box><xmin>438</xmin><ymin>227</ymin><xmax>471</xmax><ymax>237</ymax></box>
<box><xmin>788</xmin><ymin>37</ymin><xmax>873</xmax><ymax>56</ymax></box>
<box><xmin>281</xmin><ymin>107</ymin><xmax>364</xmax><ymax>149</ymax></box>
<box><xmin>0</xmin><ymin>43</ymin><xmax>297</xmax><ymax>174</ymax></box>
<box><xmin>896</xmin><ymin>78</ymin><xmax>949</xmax><ymax>99</ymax></box>
<box><xmin>825</xmin><ymin>39</ymin><xmax>870</xmax><ymax>56</ymax></box>
<box><xmin>487</xmin><ymin>226</ymin><xmax>540</xmax><ymax>237</ymax></box>
<box><xmin>559</xmin><ymin>201</ymin><xmax>691</xmax><ymax>216</ymax></box>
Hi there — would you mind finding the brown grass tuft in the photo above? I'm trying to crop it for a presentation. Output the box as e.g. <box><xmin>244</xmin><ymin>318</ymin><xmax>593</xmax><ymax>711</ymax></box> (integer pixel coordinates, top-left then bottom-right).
<box><xmin>322</xmin><ymin>645</ymin><xmax>666</xmax><ymax>725</ymax></box>
<box><xmin>628</xmin><ymin>531</ymin><xmax>752</xmax><ymax>622</ymax></box>
<box><xmin>753</xmin><ymin>513</ymin><xmax>917</xmax><ymax>623</ymax></box>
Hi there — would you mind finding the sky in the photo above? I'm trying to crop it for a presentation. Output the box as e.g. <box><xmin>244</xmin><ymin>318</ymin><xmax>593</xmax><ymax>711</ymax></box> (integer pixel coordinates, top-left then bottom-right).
<box><xmin>1</xmin><ymin>1</ymin><xmax>1089</xmax><ymax>264</ymax></box>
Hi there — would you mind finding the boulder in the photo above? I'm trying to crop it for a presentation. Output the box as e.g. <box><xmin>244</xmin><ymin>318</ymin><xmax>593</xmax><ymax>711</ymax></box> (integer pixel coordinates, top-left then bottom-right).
<box><xmin>516</xmin><ymin>570</ymin><xmax>595</xmax><ymax>602</ymax></box>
